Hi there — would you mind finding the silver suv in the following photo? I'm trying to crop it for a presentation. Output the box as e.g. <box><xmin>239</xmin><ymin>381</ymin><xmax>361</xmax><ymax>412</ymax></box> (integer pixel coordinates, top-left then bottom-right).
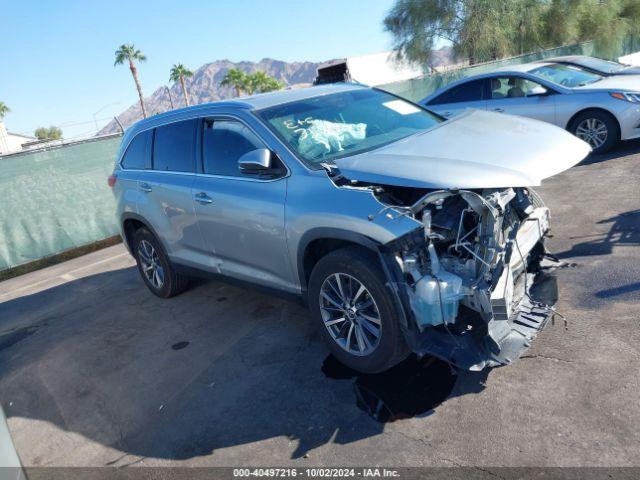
<box><xmin>110</xmin><ymin>84</ymin><xmax>590</xmax><ymax>373</ymax></box>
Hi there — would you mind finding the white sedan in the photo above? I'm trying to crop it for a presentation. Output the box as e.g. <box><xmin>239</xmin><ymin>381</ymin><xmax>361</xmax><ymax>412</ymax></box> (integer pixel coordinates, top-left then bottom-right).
<box><xmin>421</xmin><ymin>61</ymin><xmax>640</xmax><ymax>153</ymax></box>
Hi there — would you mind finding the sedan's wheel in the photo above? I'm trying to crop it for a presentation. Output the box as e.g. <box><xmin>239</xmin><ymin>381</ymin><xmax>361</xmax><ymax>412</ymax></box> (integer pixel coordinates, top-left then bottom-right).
<box><xmin>575</xmin><ymin>118</ymin><xmax>608</xmax><ymax>150</ymax></box>
<box><xmin>570</xmin><ymin>111</ymin><xmax>619</xmax><ymax>154</ymax></box>
<box><xmin>133</xmin><ymin>228</ymin><xmax>189</xmax><ymax>298</ymax></box>
<box><xmin>319</xmin><ymin>273</ymin><xmax>382</xmax><ymax>356</ymax></box>
<box><xmin>309</xmin><ymin>246</ymin><xmax>409</xmax><ymax>373</ymax></box>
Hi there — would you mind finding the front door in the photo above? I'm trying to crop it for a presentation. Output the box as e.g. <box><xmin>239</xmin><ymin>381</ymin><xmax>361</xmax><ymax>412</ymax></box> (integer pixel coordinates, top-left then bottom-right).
<box><xmin>192</xmin><ymin>118</ymin><xmax>295</xmax><ymax>292</ymax></box>
<box><xmin>486</xmin><ymin>76</ymin><xmax>557</xmax><ymax>124</ymax></box>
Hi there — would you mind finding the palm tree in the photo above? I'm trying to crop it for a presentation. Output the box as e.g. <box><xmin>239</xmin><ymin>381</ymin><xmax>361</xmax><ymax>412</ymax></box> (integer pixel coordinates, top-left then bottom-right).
<box><xmin>114</xmin><ymin>44</ymin><xmax>148</xmax><ymax>118</ymax></box>
<box><xmin>0</xmin><ymin>102</ymin><xmax>9</xmax><ymax>120</ymax></box>
<box><xmin>169</xmin><ymin>64</ymin><xmax>194</xmax><ymax>107</ymax></box>
<box><xmin>220</xmin><ymin>68</ymin><xmax>248</xmax><ymax>97</ymax></box>
<box><xmin>248</xmin><ymin>71</ymin><xmax>284</xmax><ymax>94</ymax></box>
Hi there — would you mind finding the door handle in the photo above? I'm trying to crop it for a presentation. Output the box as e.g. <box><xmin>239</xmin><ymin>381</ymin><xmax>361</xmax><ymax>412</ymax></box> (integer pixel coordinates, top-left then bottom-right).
<box><xmin>493</xmin><ymin>108</ymin><xmax>504</xmax><ymax>113</ymax></box>
<box><xmin>139</xmin><ymin>182</ymin><xmax>152</xmax><ymax>193</ymax></box>
<box><xmin>442</xmin><ymin>111</ymin><xmax>453</xmax><ymax>117</ymax></box>
<box><xmin>194</xmin><ymin>192</ymin><xmax>214</xmax><ymax>205</ymax></box>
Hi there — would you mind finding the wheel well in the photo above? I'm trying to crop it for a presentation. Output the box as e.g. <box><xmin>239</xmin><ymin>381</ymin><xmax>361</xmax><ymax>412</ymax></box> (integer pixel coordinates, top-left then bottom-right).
<box><xmin>123</xmin><ymin>219</ymin><xmax>146</xmax><ymax>252</ymax></box>
<box><xmin>567</xmin><ymin>108</ymin><xmax>621</xmax><ymax>138</ymax></box>
<box><xmin>302</xmin><ymin>239</ymin><xmax>373</xmax><ymax>287</ymax></box>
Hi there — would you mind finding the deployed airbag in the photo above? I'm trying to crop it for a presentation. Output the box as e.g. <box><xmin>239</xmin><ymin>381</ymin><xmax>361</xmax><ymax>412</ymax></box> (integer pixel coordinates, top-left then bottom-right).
<box><xmin>297</xmin><ymin>120</ymin><xmax>367</xmax><ymax>159</ymax></box>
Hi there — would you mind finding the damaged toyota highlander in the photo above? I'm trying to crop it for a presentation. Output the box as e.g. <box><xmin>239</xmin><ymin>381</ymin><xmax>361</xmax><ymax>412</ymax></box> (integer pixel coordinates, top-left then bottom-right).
<box><xmin>110</xmin><ymin>84</ymin><xmax>591</xmax><ymax>373</ymax></box>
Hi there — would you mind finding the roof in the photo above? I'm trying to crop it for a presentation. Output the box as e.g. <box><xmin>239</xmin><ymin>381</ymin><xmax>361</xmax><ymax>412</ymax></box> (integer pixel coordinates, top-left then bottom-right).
<box><xmin>493</xmin><ymin>62</ymin><xmax>551</xmax><ymax>73</ymax></box>
<box><xmin>233</xmin><ymin>83</ymin><xmax>367</xmax><ymax>109</ymax></box>
<box><xmin>543</xmin><ymin>55</ymin><xmax>587</xmax><ymax>63</ymax></box>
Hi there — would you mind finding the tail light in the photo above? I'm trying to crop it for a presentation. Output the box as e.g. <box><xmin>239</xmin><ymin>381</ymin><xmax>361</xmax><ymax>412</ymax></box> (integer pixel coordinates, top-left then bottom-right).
<box><xmin>107</xmin><ymin>174</ymin><xmax>117</xmax><ymax>187</ymax></box>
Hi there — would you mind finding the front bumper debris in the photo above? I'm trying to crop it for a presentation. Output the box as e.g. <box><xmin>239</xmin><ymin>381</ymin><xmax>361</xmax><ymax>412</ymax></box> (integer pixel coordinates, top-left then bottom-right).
<box><xmin>411</xmin><ymin>265</ymin><xmax>559</xmax><ymax>370</ymax></box>
<box><xmin>378</xmin><ymin>187</ymin><xmax>563</xmax><ymax>371</ymax></box>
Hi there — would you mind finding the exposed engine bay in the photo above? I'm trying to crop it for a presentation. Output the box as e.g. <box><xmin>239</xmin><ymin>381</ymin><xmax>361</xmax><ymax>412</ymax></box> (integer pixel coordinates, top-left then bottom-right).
<box><xmin>336</xmin><ymin>175</ymin><xmax>561</xmax><ymax>370</ymax></box>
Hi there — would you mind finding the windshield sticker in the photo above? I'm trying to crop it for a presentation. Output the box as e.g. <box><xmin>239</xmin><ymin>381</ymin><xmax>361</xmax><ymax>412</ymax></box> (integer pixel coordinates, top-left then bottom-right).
<box><xmin>382</xmin><ymin>100</ymin><xmax>420</xmax><ymax>115</ymax></box>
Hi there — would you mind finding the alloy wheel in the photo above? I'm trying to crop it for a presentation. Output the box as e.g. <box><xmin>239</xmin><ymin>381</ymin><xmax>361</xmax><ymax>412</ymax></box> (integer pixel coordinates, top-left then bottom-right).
<box><xmin>319</xmin><ymin>273</ymin><xmax>382</xmax><ymax>356</ymax></box>
<box><xmin>575</xmin><ymin>118</ymin><xmax>608</xmax><ymax>149</ymax></box>
<box><xmin>137</xmin><ymin>240</ymin><xmax>165</xmax><ymax>289</ymax></box>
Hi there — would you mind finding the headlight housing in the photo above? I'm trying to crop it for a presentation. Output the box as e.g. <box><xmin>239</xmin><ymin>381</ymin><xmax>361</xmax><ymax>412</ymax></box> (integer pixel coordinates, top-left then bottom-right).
<box><xmin>610</xmin><ymin>92</ymin><xmax>640</xmax><ymax>103</ymax></box>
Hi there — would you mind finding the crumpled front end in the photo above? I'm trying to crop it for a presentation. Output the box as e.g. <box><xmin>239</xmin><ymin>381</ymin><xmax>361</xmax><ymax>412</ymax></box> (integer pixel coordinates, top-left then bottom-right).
<box><xmin>378</xmin><ymin>187</ymin><xmax>560</xmax><ymax>370</ymax></box>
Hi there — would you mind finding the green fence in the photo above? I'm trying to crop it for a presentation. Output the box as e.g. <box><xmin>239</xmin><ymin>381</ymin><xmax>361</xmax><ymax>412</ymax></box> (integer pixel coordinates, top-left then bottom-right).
<box><xmin>0</xmin><ymin>135</ymin><xmax>122</xmax><ymax>270</ymax></box>
<box><xmin>380</xmin><ymin>39</ymin><xmax>640</xmax><ymax>102</ymax></box>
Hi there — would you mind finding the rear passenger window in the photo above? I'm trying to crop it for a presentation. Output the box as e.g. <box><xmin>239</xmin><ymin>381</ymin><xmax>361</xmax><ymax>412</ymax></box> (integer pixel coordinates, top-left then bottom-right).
<box><xmin>121</xmin><ymin>130</ymin><xmax>151</xmax><ymax>170</ymax></box>
<box><xmin>428</xmin><ymin>79</ymin><xmax>486</xmax><ymax>105</ymax></box>
<box><xmin>152</xmin><ymin>119</ymin><xmax>196</xmax><ymax>172</ymax></box>
<box><xmin>202</xmin><ymin>120</ymin><xmax>264</xmax><ymax>176</ymax></box>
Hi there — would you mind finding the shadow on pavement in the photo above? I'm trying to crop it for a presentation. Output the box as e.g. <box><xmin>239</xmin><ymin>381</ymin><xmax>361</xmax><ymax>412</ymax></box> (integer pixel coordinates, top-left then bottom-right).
<box><xmin>555</xmin><ymin>209</ymin><xmax>640</xmax><ymax>259</ymax></box>
<box><xmin>0</xmin><ymin>266</ymin><xmax>489</xmax><ymax>462</ymax></box>
<box><xmin>580</xmin><ymin>138</ymin><xmax>640</xmax><ymax>166</ymax></box>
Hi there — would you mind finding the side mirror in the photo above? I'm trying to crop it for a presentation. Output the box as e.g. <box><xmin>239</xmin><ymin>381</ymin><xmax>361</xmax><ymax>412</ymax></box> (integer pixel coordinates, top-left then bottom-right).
<box><xmin>238</xmin><ymin>148</ymin><xmax>272</xmax><ymax>172</ymax></box>
<box><xmin>529</xmin><ymin>85</ymin><xmax>549</xmax><ymax>96</ymax></box>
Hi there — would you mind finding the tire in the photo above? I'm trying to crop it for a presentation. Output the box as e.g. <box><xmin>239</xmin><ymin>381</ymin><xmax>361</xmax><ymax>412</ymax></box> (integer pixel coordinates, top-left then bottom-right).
<box><xmin>133</xmin><ymin>227</ymin><xmax>189</xmax><ymax>298</ymax></box>
<box><xmin>308</xmin><ymin>246</ymin><xmax>410</xmax><ymax>373</ymax></box>
<box><xmin>569</xmin><ymin>110</ymin><xmax>619</xmax><ymax>154</ymax></box>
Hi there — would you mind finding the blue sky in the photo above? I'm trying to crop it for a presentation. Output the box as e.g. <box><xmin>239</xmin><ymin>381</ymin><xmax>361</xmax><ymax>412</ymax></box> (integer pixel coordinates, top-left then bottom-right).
<box><xmin>1</xmin><ymin>0</ymin><xmax>398</xmax><ymax>138</ymax></box>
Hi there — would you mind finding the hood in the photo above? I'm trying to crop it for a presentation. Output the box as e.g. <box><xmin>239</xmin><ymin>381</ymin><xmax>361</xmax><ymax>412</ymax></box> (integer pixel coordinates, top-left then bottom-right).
<box><xmin>574</xmin><ymin>75</ymin><xmax>640</xmax><ymax>92</ymax></box>
<box><xmin>334</xmin><ymin>110</ymin><xmax>590</xmax><ymax>189</ymax></box>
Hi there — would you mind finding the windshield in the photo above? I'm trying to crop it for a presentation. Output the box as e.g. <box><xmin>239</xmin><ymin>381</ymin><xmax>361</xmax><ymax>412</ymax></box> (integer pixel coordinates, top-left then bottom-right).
<box><xmin>578</xmin><ymin>57</ymin><xmax>625</xmax><ymax>73</ymax></box>
<box><xmin>530</xmin><ymin>64</ymin><xmax>602</xmax><ymax>87</ymax></box>
<box><xmin>256</xmin><ymin>89</ymin><xmax>443</xmax><ymax>165</ymax></box>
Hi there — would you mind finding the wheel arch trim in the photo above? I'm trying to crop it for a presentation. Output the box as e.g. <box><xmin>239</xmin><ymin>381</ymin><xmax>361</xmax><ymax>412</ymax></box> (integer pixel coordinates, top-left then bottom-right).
<box><xmin>296</xmin><ymin>228</ymin><xmax>381</xmax><ymax>293</ymax></box>
<box><xmin>120</xmin><ymin>212</ymin><xmax>167</xmax><ymax>256</ymax></box>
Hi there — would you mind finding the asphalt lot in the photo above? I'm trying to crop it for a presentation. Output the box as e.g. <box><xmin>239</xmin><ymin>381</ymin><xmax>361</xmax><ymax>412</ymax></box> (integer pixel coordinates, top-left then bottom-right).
<box><xmin>0</xmin><ymin>140</ymin><xmax>639</xmax><ymax>468</ymax></box>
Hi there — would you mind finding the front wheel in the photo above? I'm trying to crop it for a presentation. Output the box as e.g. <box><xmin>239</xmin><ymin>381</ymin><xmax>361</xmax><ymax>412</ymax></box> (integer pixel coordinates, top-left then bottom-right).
<box><xmin>570</xmin><ymin>110</ymin><xmax>619</xmax><ymax>154</ymax></box>
<box><xmin>308</xmin><ymin>246</ymin><xmax>409</xmax><ymax>373</ymax></box>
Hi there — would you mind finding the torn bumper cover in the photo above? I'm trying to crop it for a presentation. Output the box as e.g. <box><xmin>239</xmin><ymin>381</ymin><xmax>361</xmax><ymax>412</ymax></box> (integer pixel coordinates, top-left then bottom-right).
<box><xmin>379</xmin><ymin>187</ymin><xmax>561</xmax><ymax>371</ymax></box>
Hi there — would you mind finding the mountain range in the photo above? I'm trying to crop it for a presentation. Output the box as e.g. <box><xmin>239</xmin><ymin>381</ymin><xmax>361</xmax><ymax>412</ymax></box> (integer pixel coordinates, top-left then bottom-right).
<box><xmin>98</xmin><ymin>58</ymin><xmax>326</xmax><ymax>135</ymax></box>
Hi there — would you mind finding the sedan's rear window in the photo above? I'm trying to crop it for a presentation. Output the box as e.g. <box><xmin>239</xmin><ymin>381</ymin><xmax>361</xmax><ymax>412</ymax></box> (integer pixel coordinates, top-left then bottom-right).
<box><xmin>256</xmin><ymin>89</ymin><xmax>442</xmax><ymax>165</ymax></box>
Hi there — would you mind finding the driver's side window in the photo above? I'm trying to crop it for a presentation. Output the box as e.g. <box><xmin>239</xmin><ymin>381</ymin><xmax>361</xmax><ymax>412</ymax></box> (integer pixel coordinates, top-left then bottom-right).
<box><xmin>490</xmin><ymin>77</ymin><xmax>545</xmax><ymax>99</ymax></box>
<box><xmin>202</xmin><ymin>119</ymin><xmax>265</xmax><ymax>177</ymax></box>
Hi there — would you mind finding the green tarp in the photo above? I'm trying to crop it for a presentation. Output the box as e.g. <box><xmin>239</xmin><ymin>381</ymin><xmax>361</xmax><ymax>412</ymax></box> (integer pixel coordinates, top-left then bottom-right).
<box><xmin>0</xmin><ymin>136</ymin><xmax>122</xmax><ymax>270</ymax></box>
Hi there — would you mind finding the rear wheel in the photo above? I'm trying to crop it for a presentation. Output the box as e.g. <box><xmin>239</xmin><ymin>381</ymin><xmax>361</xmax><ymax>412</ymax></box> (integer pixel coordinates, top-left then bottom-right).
<box><xmin>308</xmin><ymin>246</ymin><xmax>409</xmax><ymax>373</ymax></box>
<box><xmin>569</xmin><ymin>110</ymin><xmax>619</xmax><ymax>154</ymax></box>
<box><xmin>133</xmin><ymin>228</ymin><xmax>189</xmax><ymax>298</ymax></box>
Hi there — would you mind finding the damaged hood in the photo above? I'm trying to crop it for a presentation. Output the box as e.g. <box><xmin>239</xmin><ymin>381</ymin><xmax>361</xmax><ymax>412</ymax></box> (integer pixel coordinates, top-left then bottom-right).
<box><xmin>334</xmin><ymin>109</ymin><xmax>591</xmax><ymax>189</ymax></box>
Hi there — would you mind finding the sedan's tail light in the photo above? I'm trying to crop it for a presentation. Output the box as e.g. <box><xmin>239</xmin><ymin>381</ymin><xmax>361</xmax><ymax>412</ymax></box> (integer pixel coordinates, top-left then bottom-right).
<box><xmin>107</xmin><ymin>174</ymin><xmax>117</xmax><ymax>187</ymax></box>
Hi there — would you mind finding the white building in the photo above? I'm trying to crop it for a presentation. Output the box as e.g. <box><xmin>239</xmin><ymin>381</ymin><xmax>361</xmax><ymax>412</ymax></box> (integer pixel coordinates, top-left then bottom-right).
<box><xmin>0</xmin><ymin>122</ymin><xmax>35</xmax><ymax>155</ymax></box>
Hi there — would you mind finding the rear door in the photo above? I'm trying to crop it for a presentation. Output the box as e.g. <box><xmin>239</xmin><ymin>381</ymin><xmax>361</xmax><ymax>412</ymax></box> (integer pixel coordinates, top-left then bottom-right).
<box><xmin>424</xmin><ymin>79</ymin><xmax>488</xmax><ymax>118</ymax></box>
<box><xmin>135</xmin><ymin>119</ymin><xmax>207</xmax><ymax>266</ymax></box>
<box><xmin>485</xmin><ymin>75</ymin><xmax>557</xmax><ymax>124</ymax></box>
<box><xmin>191</xmin><ymin>116</ymin><xmax>295</xmax><ymax>292</ymax></box>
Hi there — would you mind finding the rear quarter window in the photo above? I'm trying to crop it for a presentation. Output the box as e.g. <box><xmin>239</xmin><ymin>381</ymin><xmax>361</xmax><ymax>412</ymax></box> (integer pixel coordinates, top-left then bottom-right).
<box><xmin>121</xmin><ymin>130</ymin><xmax>152</xmax><ymax>170</ymax></box>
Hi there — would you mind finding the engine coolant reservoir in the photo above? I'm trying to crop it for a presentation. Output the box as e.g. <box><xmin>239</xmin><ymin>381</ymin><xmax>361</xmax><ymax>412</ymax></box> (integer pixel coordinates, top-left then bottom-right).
<box><xmin>409</xmin><ymin>244</ymin><xmax>464</xmax><ymax>328</ymax></box>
